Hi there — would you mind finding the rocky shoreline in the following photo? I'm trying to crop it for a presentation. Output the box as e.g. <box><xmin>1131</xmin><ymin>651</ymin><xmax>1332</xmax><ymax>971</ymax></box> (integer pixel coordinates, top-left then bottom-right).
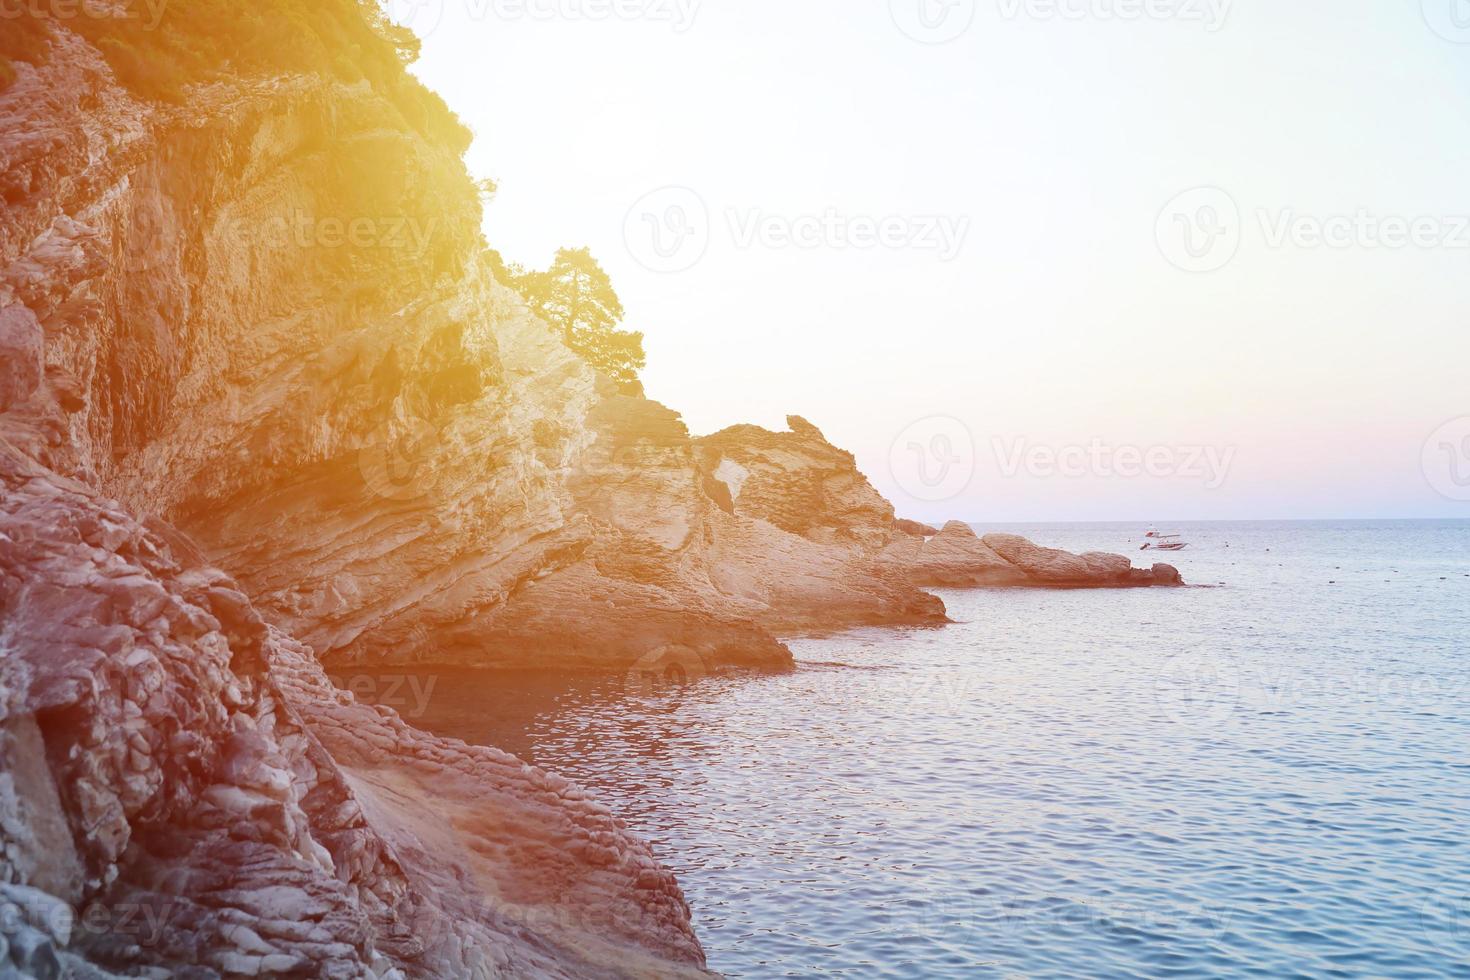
<box><xmin>0</xmin><ymin>23</ymin><xmax>1178</xmax><ymax>978</ymax></box>
<box><xmin>885</xmin><ymin>521</ymin><xmax>1183</xmax><ymax>590</ymax></box>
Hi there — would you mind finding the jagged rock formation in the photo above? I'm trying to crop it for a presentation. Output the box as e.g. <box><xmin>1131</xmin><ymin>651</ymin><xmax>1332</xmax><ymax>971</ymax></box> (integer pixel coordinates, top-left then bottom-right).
<box><xmin>881</xmin><ymin>521</ymin><xmax>1031</xmax><ymax>587</ymax></box>
<box><xmin>1</xmin><ymin>14</ymin><xmax>1181</xmax><ymax>979</ymax></box>
<box><xmin>882</xmin><ymin>521</ymin><xmax>1182</xmax><ymax>589</ymax></box>
<box><xmin>0</xmin><ymin>22</ymin><xmax>715</xmax><ymax>979</ymax></box>
<box><xmin>697</xmin><ymin>416</ymin><xmax>895</xmax><ymax>550</ymax></box>
<box><xmin>0</xmin><ymin>443</ymin><xmax>706</xmax><ymax>977</ymax></box>
<box><xmin>981</xmin><ymin>532</ymin><xmax>1182</xmax><ymax>587</ymax></box>
<box><xmin>0</xmin><ymin>28</ymin><xmax>946</xmax><ymax>676</ymax></box>
<box><xmin>893</xmin><ymin>518</ymin><xmax>940</xmax><ymax>538</ymax></box>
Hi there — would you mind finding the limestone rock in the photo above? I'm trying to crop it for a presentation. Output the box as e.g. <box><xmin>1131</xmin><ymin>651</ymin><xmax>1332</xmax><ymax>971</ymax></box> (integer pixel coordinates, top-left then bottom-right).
<box><xmin>0</xmin><ymin>17</ymin><xmax>1181</xmax><ymax>980</ymax></box>
<box><xmin>698</xmin><ymin>415</ymin><xmax>896</xmax><ymax>550</ymax></box>
<box><xmin>0</xmin><ymin>443</ymin><xmax>709</xmax><ymax>977</ymax></box>
<box><xmin>884</xmin><ymin>521</ymin><xmax>1031</xmax><ymax>587</ymax></box>
<box><xmin>0</xmin><ymin>23</ymin><xmax>714</xmax><ymax>978</ymax></box>
<box><xmin>1151</xmin><ymin>562</ymin><xmax>1184</xmax><ymax>586</ymax></box>
<box><xmin>883</xmin><ymin>524</ymin><xmax>1185</xmax><ymax>589</ymax></box>
<box><xmin>894</xmin><ymin>518</ymin><xmax>940</xmax><ymax>537</ymax></box>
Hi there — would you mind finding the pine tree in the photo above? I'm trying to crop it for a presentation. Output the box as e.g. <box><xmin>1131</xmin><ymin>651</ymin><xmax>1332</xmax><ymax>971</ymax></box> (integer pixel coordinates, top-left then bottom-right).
<box><xmin>509</xmin><ymin>247</ymin><xmax>646</xmax><ymax>389</ymax></box>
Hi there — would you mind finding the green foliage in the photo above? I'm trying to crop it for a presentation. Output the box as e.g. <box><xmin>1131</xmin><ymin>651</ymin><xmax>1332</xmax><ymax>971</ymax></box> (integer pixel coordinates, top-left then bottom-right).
<box><xmin>501</xmin><ymin>247</ymin><xmax>646</xmax><ymax>389</ymax></box>
<box><xmin>484</xmin><ymin>248</ymin><xmax>524</xmax><ymax>286</ymax></box>
<box><xmin>34</xmin><ymin>0</ymin><xmax>472</xmax><ymax>152</ymax></box>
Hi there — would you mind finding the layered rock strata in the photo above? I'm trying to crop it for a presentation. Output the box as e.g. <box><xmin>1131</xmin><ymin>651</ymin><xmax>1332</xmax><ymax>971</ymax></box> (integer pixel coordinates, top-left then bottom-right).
<box><xmin>882</xmin><ymin>522</ymin><xmax>1182</xmax><ymax>589</ymax></box>
<box><xmin>0</xmin><ymin>443</ymin><xmax>707</xmax><ymax>977</ymax></box>
<box><xmin>0</xmin><ymin>24</ymin><xmax>712</xmax><ymax>978</ymax></box>
<box><xmin>2</xmin><ymin>17</ymin><xmax>1179</xmax><ymax>979</ymax></box>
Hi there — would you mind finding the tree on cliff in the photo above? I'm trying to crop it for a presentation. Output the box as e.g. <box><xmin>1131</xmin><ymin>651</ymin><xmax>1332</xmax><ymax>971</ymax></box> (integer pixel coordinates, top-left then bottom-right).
<box><xmin>503</xmin><ymin>247</ymin><xmax>647</xmax><ymax>389</ymax></box>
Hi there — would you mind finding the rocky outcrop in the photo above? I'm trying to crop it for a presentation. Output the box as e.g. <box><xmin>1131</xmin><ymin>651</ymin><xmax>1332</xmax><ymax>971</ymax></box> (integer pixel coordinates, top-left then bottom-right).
<box><xmin>689</xmin><ymin>415</ymin><xmax>945</xmax><ymax>634</ymax></box>
<box><xmin>883</xmin><ymin>522</ymin><xmax>1182</xmax><ymax>589</ymax></box>
<box><xmin>0</xmin><ymin>442</ymin><xmax>707</xmax><ymax>978</ymax></box>
<box><xmin>893</xmin><ymin>518</ymin><xmax>939</xmax><ymax>538</ymax></box>
<box><xmin>0</xmin><ymin>29</ymin><xmax>1165</xmax><ymax>688</ymax></box>
<box><xmin>0</xmin><ymin>15</ymin><xmax>946</xmax><ymax>976</ymax></box>
<box><xmin>0</xmin><ymin>21</ymin><xmax>718</xmax><ymax>979</ymax></box>
<box><xmin>882</xmin><ymin>521</ymin><xmax>1031</xmax><ymax>587</ymax></box>
<box><xmin>697</xmin><ymin>416</ymin><xmax>896</xmax><ymax>550</ymax></box>
<box><xmin>1</xmin><ymin>14</ymin><xmax>1183</xmax><ymax>978</ymax></box>
<box><xmin>981</xmin><ymin>532</ymin><xmax>1182</xmax><ymax>587</ymax></box>
<box><xmin>0</xmin><ymin>29</ymin><xmax>948</xmax><ymax>675</ymax></box>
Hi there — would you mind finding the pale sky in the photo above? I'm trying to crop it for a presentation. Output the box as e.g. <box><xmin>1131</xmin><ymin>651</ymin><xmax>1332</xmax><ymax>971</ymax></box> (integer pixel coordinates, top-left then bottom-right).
<box><xmin>392</xmin><ymin>0</ymin><xmax>1470</xmax><ymax>522</ymax></box>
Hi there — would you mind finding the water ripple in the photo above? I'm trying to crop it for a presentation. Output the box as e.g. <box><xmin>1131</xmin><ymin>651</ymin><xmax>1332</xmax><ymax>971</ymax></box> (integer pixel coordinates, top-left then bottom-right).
<box><xmin>396</xmin><ymin>521</ymin><xmax>1470</xmax><ymax>977</ymax></box>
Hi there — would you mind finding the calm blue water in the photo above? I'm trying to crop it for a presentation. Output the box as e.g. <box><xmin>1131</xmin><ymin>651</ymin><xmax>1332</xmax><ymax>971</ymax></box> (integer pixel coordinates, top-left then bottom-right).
<box><xmin>405</xmin><ymin>521</ymin><xmax>1470</xmax><ymax>977</ymax></box>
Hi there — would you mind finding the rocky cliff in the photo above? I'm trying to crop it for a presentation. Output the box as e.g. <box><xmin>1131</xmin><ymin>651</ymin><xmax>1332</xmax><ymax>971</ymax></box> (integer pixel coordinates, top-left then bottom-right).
<box><xmin>0</xmin><ymin>29</ymin><xmax>951</xmax><ymax>677</ymax></box>
<box><xmin>0</xmin><ymin>444</ymin><xmax>703</xmax><ymax>977</ymax></box>
<box><xmin>0</xmin><ymin>23</ymin><xmax>715</xmax><ymax>978</ymax></box>
<box><xmin>1</xmin><ymin>14</ymin><xmax>1178</xmax><ymax>978</ymax></box>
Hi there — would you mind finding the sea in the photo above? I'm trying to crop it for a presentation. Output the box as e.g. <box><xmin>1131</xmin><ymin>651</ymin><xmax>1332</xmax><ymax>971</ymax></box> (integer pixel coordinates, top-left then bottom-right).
<box><xmin>382</xmin><ymin>521</ymin><xmax>1470</xmax><ymax>978</ymax></box>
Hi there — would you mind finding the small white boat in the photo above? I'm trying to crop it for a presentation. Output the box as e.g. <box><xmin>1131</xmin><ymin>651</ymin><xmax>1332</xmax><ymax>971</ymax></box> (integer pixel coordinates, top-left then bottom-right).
<box><xmin>1141</xmin><ymin>529</ymin><xmax>1188</xmax><ymax>552</ymax></box>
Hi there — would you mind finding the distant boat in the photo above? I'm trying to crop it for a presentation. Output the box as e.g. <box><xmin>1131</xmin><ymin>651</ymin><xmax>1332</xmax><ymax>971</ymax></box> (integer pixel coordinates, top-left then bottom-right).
<box><xmin>1141</xmin><ymin>529</ymin><xmax>1188</xmax><ymax>552</ymax></box>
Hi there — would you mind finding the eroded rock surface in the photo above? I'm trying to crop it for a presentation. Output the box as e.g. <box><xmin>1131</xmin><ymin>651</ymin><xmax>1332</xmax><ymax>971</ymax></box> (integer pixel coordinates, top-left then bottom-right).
<box><xmin>1</xmin><ymin>16</ymin><xmax>1180</xmax><ymax>979</ymax></box>
<box><xmin>882</xmin><ymin>522</ymin><xmax>1182</xmax><ymax>589</ymax></box>
<box><xmin>0</xmin><ymin>32</ymin><xmax>948</xmax><ymax>674</ymax></box>
<box><xmin>0</xmin><ymin>22</ymin><xmax>716</xmax><ymax>979</ymax></box>
<box><xmin>0</xmin><ymin>444</ymin><xmax>707</xmax><ymax>977</ymax></box>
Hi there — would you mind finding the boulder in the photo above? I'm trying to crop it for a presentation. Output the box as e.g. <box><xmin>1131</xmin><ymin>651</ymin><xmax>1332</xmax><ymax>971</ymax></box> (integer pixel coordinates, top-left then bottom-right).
<box><xmin>1151</xmin><ymin>563</ymin><xmax>1184</xmax><ymax>586</ymax></box>
<box><xmin>884</xmin><ymin>521</ymin><xmax>1029</xmax><ymax>587</ymax></box>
